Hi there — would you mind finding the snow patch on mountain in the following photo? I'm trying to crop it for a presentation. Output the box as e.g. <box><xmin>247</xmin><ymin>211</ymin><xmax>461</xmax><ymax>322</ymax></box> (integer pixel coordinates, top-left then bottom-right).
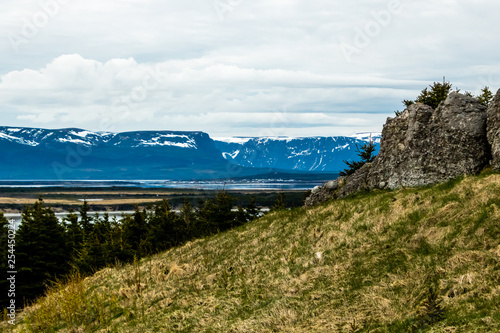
<box><xmin>222</xmin><ymin>150</ymin><xmax>240</xmax><ymax>159</ymax></box>
<box><xmin>0</xmin><ymin>132</ymin><xmax>39</xmax><ymax>146</ymax></box>
<box><xmin>351</xmin><ymin>132</ymin><xmax>382</xmax><ymax>143</ymax></box>
<box><xmin>57</xmin><ymin>137</ymin><xmax>93</xmax><ymax>145</ymax></box>
<box><xmin>133</xmin><ymin>134</ymin><xmax>197</xmax><ymax>149</ymax></box>
<box><xmin>69</xmin><ymin>130</ymin><xmax>94</xmax><ymax>138</ymax></box>
<box><xmin>214</xmin><ymin>137</ymin><xmax>253</xmax><ymax>144</ymax></box>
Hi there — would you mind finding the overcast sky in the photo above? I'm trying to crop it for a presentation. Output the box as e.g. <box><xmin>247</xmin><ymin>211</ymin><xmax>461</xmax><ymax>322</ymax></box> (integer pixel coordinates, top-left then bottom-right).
<box><xmin>1</xmin><ymin>0</ymin><xmax>499</xmax><ymax>138</ymax></box>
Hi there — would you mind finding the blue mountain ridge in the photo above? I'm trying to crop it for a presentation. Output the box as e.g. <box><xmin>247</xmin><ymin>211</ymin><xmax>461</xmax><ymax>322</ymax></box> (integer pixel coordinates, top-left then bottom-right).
<box><xmin>214</xmin><ymin>134</ymin><xmax>380</xmax><ymax>173</ymax></box>
<box><xmin>0</xmin><ymin>127</ymin><xmax>380</xmax><ymax>181</ymax></box>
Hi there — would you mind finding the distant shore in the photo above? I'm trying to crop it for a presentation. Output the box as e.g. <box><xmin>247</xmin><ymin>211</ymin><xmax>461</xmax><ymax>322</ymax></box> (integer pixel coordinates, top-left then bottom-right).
<box><xmin>0</xmin><ymin>185</ymin><xmax>308</xmax><ymax>214</ymax></box>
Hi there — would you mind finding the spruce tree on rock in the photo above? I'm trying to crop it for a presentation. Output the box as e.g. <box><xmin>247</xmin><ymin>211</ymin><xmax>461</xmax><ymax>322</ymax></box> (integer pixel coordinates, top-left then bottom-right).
<box><xmin>415</xmin><ymin>81</ymin><xmax>452</xmax><ymax>109</ymax></box>
<box><xmin>395</xmin><ymin>81</ymin><xmax>453</xmax><ymax>115</ymax></box>
<box><xmin>340</xmin><ymin>140</ymin><xmax>376</xmax><ymax>176</ymax></box>
<box><xmin>477</xmin><ymin>86</ymin><xmax>493</xmax><ymax>107</ymax></box>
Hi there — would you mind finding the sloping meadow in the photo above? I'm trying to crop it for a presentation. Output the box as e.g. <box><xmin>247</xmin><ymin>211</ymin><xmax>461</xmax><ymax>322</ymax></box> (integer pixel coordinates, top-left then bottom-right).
<box><xmin>3</xmin><ymin>172</ymin><xmax>500</xmax><ymax>332</ymax></box>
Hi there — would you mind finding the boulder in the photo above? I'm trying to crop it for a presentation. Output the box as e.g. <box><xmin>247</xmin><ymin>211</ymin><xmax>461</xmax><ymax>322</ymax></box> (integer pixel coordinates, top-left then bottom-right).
<box><xmin>336</xmin><ymin>163</ymin><xmax>372</xmax><ymax>197</ymax></box>
<box><xmin>306</xmin><ymin>92</ymin><xmax>491</xmax><ymax>206</ymax></box>
<box><xmin>368</xmin><ymin>92</ymin><xmax>489</xmax><ymax>189</ymax></box>
<box><xmin>311</xmin><ymin>186</ymin><xmax>321</xmax><ymax>194</ymax></box>
<box><xmin>487</xmin><ymin>89</ymin><xmax>500</xmax><ymax>169</ymax></box>
<box><xmin>304</xmin><ymin>179</ymin><xmax>343</xmax><ymax>207</ymax></box>
<box><xmin>324</xmin><ymin>180</ymin><xmax>339</xmax><ymax>190</ymax></box>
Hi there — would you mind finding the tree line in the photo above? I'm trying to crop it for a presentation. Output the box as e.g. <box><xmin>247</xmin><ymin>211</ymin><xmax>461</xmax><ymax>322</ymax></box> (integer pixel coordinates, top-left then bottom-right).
<box><xmin>1</xmin><ymin>191</ymin><xmax>279</xmax><ymax>310</ymax></box>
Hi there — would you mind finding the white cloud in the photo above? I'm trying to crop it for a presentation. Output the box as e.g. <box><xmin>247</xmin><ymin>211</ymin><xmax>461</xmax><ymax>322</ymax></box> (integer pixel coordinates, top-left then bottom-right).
<box><xmin>0</xmin><ymin>54</ymin><xmax>421</xmax><ymax>135</ymax></box>
<box><xmin>0</xmin><ymin>0</ymin><xmax>499</xmax><ymax>136</ymax></box>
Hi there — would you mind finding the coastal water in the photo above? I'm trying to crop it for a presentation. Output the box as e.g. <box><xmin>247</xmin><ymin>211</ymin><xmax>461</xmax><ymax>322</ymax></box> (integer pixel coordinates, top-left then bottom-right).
<box><xmin>4</xmin><ymin>211</ymin><xmax>136</xmax><ymax>229</ymax></box>
<box><xmin>0</xmin><ymin>179</ymin><xmax>332</xmax><ymax>190</ymax></box>
<box><xmin>5</xmin><ymin>207</ymin><xmax>271</xmax><ymax>229</ymax></box>
<box><xmin>1</xmin><ymin>178</ymin><xmax>332</xmax><ymax>228</ymax></box>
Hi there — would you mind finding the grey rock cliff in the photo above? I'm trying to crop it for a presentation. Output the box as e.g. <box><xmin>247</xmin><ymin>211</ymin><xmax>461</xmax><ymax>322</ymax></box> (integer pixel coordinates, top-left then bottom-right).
<box><xmin>306</xmin><ymin>92</ymin><xmax>493</xmax><ymax>206</ymax></box>
<box><xmin>487</xmin><ymin>89</ymin><xmax>500</xmax><ymax>169</ymax></box>
<box><xmin>368</xmin><ymin>92</ymin><xmax>489</xmax><ymax>189</ymax></box>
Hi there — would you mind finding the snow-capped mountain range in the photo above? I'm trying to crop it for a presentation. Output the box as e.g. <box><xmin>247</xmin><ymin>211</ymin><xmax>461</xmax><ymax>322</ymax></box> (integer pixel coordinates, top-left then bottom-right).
<box><xmin>0</xmin><ymin>127</ymin><xmax>202</xmax><ymax>148</ymax></box>
<box><xmin>214</xmin><ymin>134</ymin><xmax>380</xmax><ymax>173</ymax></box>
<box><xmin>0</xmin><ymin>126</ymin><xmax>380</xmax><ymax>180</ymax></box>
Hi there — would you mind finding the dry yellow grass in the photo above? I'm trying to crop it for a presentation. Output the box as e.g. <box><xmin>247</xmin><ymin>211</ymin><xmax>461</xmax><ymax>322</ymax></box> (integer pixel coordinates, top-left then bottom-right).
<box><xmin>2</xmin><ymin>173</ymin><xmax>500</xmax><ymax>332</ymax></box>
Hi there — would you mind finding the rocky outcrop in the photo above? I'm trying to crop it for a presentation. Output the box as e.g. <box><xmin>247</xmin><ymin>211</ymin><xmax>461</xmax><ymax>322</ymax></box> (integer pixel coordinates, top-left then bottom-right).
<box><xmin>368</xmin><ymin>92</ymin><xmax>489</xmax><ymax>189</ymax></box>
<box><xmin>306</xmin><ymin>91</ymin><xmax>495</xmax><ymax>206</ymax></box>
<box><xmin>487</xmin><ymin>89</ymin><xmax>500</xmax><ymax>169</ymax></box>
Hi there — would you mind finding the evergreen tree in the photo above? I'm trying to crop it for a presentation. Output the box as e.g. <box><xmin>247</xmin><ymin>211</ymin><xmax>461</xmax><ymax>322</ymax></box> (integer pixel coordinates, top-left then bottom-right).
<box><xmin>63</xmin><ymin>209</ymin><xmax>82</xmax><ymax>261</ymax></box>
<box><xmin>100</xmin><ymin>215</ymin><xmax>133</xmax><ymax>266</ymax></box>
<box><xmin>246</xmin><ymin>196</ymin><xmax>260</xmax><ymax>220</ymax></box>
<box><xmin>73</xmin><ymin>234</ymin><xmax>100</xmax><ymax>275</ymax></box>
<box><xmin>339</xmin><ymin>140</ymin><xmax>376</xmax><ymax>176</ymax></box>
<box><xmin>93</xmin><ymin>212</ymin><xmax>111</xmax><ymax>245</ymax></box>
<box><xmin>147</xmin><ymin>200</ymin><xmax>179</xmax><ymax>253</ymax></box>
<box><xmin>235</xmin><ymin>206</ymin><xmax>248</xmax><ymax>226</ymax></box>
<box><xmin>199</xmin><ymin>190</ymin><xmax>235</xmax><ymax>233</ymax></box>
<box><xmin>122</xmin><ymin>207</ymin><xmax>149</xmax><ymax>255</ymax></box>
<box><xmin>15</xmin><ymin>198</ymin><xmax>69</xmax><ymax>305</ymax></box>
<box><xmin>180</xmin><ymin>199</ymin><xmax>197</xmax><ymax>239</ymax></box>
<box><xmin>213</xmin><ymin>190</ymin><xmax>236</xmax><ymax>231</ymax></box>
<box><xmin>415</xmin><ymin>81</ymin><xmax>452</xmax><ymax>109</ymax></box>
<box><xmin>272</xmin><ymin>191</ymin><xmax>286</xmax><ymax>210</ymax></box>
<box><xmin>106</xmin><ymin>215</ymin><xmax>132</xmax><ymax>263</ymax></box>
<box><xmin>396</xmin><ymin>81</ymin><xmax>453</xmax><ymax>115</ymax></box>
<box><xmin>79</xmin><ymin>200</ymin><xmax>93</xmax><ymax>236</ymax></box>
<box><xmin>73</xmin><ymin>213</ymin><xmax>130</xmax><ymax>274</ymax></box>
<box><xmin>477</xmin><ymin>86</ymin><xmax>493</xmax><ymax>107</ymax></box>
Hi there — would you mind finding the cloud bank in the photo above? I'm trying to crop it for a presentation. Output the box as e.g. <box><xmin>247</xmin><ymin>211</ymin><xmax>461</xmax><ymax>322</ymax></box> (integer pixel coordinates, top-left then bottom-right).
<box><xmin>1</xmin><ymin>0</ymin><xmax>500</xmax><ymax>136</ymax></box>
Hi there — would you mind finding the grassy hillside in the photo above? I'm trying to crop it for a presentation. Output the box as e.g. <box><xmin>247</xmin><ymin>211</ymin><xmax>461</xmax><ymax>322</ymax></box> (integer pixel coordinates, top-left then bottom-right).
<box><xmin>3</xmin><ymin>172</ymin><xmax>500</xmax><ymax>332</ymax></box>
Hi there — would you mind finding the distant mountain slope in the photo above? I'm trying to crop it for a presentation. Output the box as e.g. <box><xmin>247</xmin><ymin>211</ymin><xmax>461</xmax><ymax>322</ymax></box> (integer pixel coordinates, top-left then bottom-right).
<box><xmin>0</xmin><ymin>127</ymin><xmax>380</xmax><ymax>180</ymax></box>
<box><xmin>214</xmin><ymin>133</ymin><xmax>381</xmax><ymax>172</ymax></box>
<box><xmin>0</xmin><ymin>127</ymin><xmax>237</xmax><ymax>180</ymax></box>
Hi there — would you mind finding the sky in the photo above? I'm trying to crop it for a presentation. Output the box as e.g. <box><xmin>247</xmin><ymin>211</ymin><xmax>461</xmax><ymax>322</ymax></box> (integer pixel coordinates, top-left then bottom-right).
<box><xmin>0</xmin><ymin>0</ymin><xmax>499</xmax><ymax>138</ymax></box>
